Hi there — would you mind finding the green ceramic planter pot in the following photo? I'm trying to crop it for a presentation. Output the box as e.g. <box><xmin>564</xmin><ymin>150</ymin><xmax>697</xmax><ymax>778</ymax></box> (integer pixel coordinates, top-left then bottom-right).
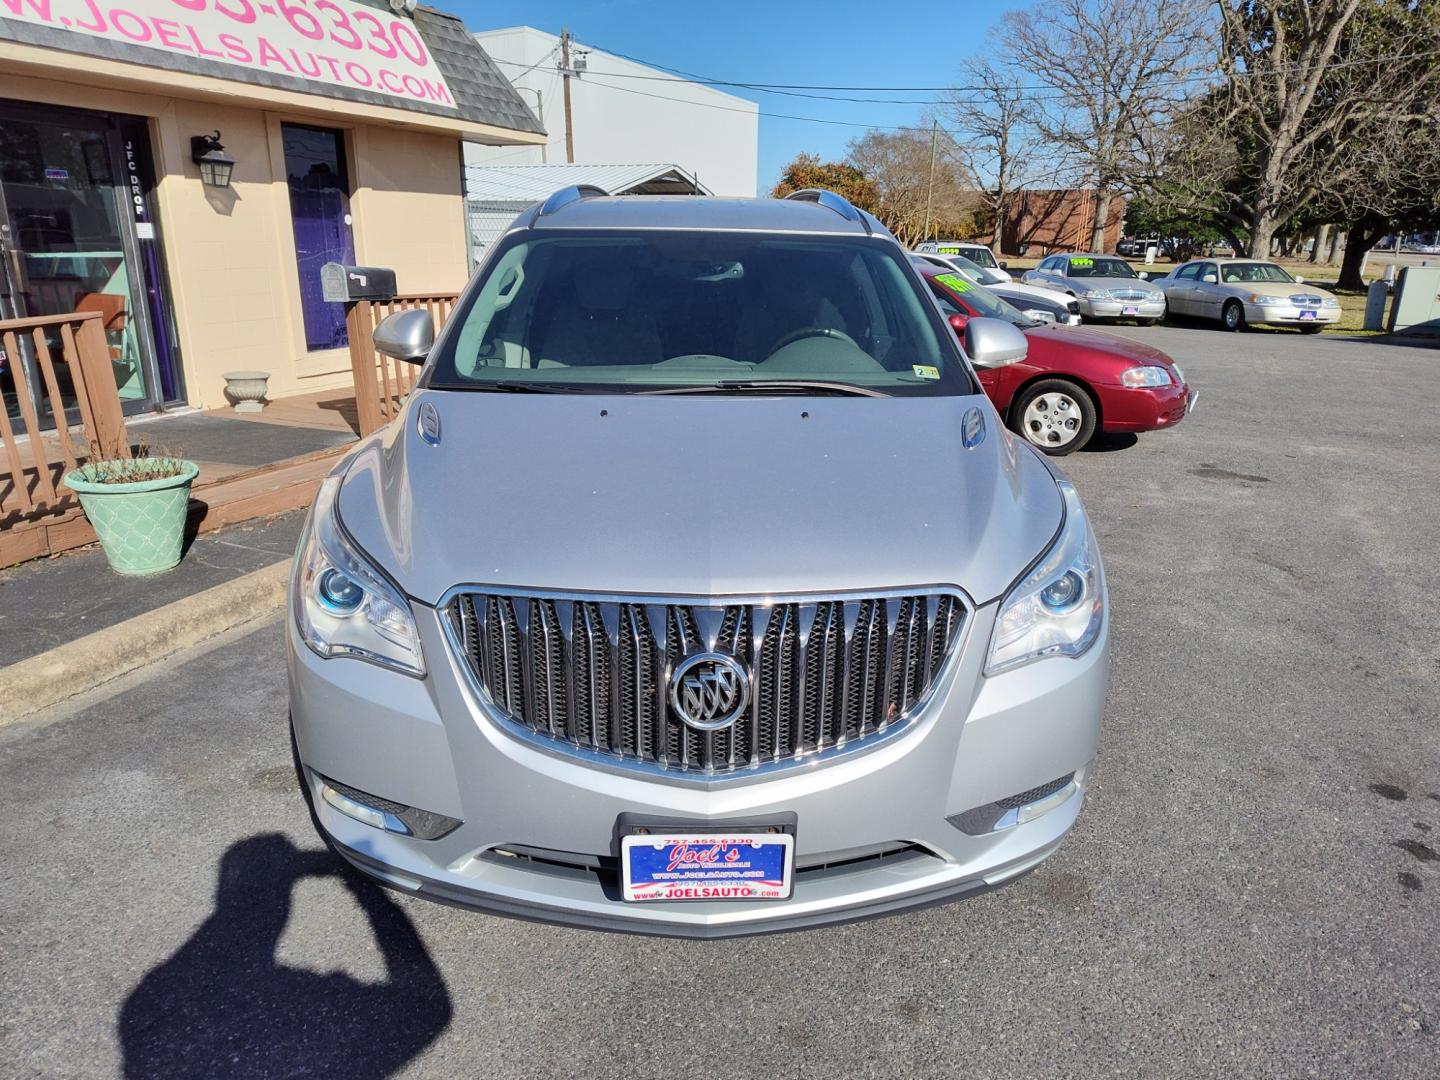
<box><xmin>64</xmin><ymin>459</ymin><xmax>200</xmax><ymax>576</ymax></box>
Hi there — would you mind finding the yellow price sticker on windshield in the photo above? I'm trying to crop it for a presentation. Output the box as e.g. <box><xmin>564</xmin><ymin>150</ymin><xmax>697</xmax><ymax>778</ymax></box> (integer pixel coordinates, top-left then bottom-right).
<box><xmin>935</xmin><ymin>273</ymin><xmax>972</xmax><ymax>293</ymax></box>
<box><xmin>938</xmin><ymin>246</ymin><xmax>961</xmax><ymax>255</ymax></box>
<box><xmin>912</xmin><ymin>365</ymin><xmax>941</xmax><ymax>380</ymax></box>
<box><xmin>1071</xmin><ymin>257</ymin><xmax>1094</xmax><ymax>268</ymax></box>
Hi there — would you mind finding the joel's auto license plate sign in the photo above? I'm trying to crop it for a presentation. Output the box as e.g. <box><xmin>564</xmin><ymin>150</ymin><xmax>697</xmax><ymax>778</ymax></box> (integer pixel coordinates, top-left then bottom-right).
<box><xmin>1299</xmin><ymin>309</ymin><xmax>1317</xmax><ymax>319</ymax></box>
<box><xmin>1121</xmin><ymin>305</ymin><xmax>1140</xmax><ymax>316</ymax></box>
<box><xmin>621</xmin><ymin>833</ymin><xmax>794</xmax><ymax>902</ymax></box>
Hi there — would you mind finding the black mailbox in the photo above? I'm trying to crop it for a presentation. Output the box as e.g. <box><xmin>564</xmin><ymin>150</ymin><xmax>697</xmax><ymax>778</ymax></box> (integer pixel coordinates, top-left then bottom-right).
<box><xmin>320</xmin><ymin>263</ymin><xmax>398</xmax><ymax>303</ymax></box>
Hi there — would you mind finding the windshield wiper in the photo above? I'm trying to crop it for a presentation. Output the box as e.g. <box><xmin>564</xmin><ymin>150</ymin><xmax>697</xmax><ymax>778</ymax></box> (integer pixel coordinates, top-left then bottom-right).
<box><xmin>459</xmin><ymin>380</ymin><xmax>594</xmax><ymax>393</ymax></box>
<box><xmin>643</xmin><ymin>380</ymin><xmax>891</xmax><ymax>398</ymax></box>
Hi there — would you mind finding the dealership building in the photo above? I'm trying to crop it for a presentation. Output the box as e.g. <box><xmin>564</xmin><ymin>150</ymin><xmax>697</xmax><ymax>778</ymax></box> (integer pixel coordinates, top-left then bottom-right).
<box><xmin>0</xmin><ymin>0</ymin><xmax>543</xmax><ymax>416</ymax></box>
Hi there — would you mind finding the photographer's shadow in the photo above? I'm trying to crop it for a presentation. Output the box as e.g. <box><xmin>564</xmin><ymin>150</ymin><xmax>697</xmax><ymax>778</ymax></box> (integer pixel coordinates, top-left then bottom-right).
<box><xmin>119</xmin><ymin>833</ymin><xmax>452</xmax><ymax>1079</ymax></box>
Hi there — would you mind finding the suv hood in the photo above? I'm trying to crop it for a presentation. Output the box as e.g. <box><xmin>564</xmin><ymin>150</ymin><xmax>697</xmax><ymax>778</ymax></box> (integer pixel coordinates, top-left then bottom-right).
<box><xmin>337</xmin><ymin>391</ymin><xmax>1063</xmax><ymax>608</ymax></box>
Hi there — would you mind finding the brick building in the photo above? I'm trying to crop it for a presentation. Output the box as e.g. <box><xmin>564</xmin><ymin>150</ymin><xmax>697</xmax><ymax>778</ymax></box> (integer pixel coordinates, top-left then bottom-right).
<box><xmin>1001</xmin><ymin>190</ymin><xmax>1126</xmax><ymax>256</ymax></box>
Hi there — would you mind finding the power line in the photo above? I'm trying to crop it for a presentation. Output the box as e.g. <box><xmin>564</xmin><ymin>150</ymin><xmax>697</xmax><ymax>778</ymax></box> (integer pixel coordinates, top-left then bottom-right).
<box><xmin>488</xmin><ymin>46</ymin><xmax>1440</xmax><ymax>107</ymax></box>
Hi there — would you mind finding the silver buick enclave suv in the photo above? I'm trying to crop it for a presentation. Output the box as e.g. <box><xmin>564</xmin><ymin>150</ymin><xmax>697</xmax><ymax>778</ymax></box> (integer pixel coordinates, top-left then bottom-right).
<box><xmin>288</xmin><ymin>188</ymin><xmax>1108</xmax><ymax>937</ymax></box>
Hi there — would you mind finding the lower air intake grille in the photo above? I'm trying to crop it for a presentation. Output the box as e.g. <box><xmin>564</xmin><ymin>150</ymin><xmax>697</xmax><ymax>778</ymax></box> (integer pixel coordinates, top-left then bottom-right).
<box><xmin>446</xmin><ymin>589</ymin><xmax>967</xmax><ymax>777</ymax></box>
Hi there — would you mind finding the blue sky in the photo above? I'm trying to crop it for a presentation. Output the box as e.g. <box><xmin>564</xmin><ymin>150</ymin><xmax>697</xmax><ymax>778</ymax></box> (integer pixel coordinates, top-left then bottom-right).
<box><xmin>450</xmin><ymin>1</ymin><xmax>1030</xmax><ymax>190</ymax></box>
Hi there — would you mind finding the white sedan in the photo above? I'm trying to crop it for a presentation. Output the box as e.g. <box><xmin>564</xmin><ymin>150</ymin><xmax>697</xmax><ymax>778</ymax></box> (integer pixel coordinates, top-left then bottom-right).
<box><xmin>1155</xmin><ymin>259</ymin><xmax>1341</xmax><ymax>333</ymax></box>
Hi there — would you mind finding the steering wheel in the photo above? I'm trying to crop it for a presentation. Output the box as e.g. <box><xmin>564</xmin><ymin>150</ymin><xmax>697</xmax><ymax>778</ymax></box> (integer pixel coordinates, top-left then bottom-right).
<box><xmin>766</xmin><ymin>326</ymin><xmax>858</xmax><ymax>357</ymax></box>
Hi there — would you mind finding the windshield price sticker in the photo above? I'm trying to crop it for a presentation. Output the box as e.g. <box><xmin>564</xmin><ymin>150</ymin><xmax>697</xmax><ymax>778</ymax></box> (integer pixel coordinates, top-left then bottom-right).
<box><xmin>622</xmin><ymin>833</ymin><xmax>794</xmax><ymax>902</ymax></box>
<box><xmin>935</xmin><ymin>273</ymin><xmax>972</xmax><ymax>294</ymax></box>
<box><xmin>912</xmin><ymin>365</ymin><xmax>940</xmax><ymax>380</ymax></box>
<box><xmin>938</xmin><ymin>245</ymin><xmax>961</xmax><ymax>255</ymax></box>
<box><xmin>1071</xmin><ymin>257</ymin><xmax>1094</xmax><ymax>268</ymax></box>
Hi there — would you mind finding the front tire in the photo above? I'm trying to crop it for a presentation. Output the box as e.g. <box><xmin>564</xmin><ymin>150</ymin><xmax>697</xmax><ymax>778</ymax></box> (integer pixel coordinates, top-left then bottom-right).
<box><xmin>1221</xmin><ymin>300</ymin><xmax>1245</xmax><ymax>332</ymax></box>
<box><xmin>1012</xmin><ymin>379</ymin><xmax>1097</xmax><ymax>456</ymax></box>
<box><xmin>1299</xmin><ymin>324</ymin><xmax>1324</xmax><ymax>335</ymax></box>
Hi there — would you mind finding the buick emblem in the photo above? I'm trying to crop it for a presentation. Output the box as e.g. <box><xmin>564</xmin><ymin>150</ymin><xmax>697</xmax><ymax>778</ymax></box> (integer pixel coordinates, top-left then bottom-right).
<box><xmin>670</xmin><ymin>652</ymin><xmax>750</xmax><ymax>732</ymax></box>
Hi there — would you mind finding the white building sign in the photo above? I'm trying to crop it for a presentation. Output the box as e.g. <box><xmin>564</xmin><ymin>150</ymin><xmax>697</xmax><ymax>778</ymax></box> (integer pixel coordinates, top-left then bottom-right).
<box><xmin>1</xmin><ymin>0</ymin><xmax>455</xmax><ymax>107</ymax></box>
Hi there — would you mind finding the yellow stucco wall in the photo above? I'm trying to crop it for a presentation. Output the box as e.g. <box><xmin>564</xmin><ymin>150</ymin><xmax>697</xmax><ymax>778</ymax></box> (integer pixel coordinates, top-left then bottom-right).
<box><xmin>0</xmin><ymin>68</ymin><xmax>472</xmax><ymax>411</ymax></box>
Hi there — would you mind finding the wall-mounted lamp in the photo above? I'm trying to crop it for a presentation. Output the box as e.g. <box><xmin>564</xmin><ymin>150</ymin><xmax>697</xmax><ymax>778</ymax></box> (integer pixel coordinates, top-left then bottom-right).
<box><xmin>190</xmin><ymin>131</ymin><xmax>236</xmax><ymax>188</ymax></box>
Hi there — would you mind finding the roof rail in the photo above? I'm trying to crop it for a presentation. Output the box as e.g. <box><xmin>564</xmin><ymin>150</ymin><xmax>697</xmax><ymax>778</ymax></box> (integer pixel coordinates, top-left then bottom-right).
<box><xmin>782</xmin><ymin>188</ymin><xmax>872</xmax><ymax>234</ymax></box>
<box><xmin>538</xmin><ymin>184</ymin><xmax>609</xmax><ymax>218</ymax></box>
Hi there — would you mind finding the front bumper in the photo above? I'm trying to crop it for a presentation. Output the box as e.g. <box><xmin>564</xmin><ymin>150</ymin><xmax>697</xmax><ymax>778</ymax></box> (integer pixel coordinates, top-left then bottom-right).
<box><xmin>289</xmin><ymin>597</ymin><xmax>1108</xmax><ymax>937</ymax></box>
<box><xmin>1096</xmin><ymin>380</ymin><xmax>1192</xmax><ymax>433</ymax></box>
<box><xmin>1243</xmin><ymin>303</ymin><xmax>1340</xmax><ymax>327</ymax></box>
<box><xmin>1077</xmin><ymin>295</ymin><xmax>1166</xmax><ymax>321</ymax></box>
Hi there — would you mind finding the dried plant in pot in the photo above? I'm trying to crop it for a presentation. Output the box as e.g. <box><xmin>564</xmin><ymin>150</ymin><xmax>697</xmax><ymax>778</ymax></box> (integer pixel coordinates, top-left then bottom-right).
<box><xmin>64</xmin><ymin>446</ymin><xmax>199</xmax><ymax>575</ymax></box>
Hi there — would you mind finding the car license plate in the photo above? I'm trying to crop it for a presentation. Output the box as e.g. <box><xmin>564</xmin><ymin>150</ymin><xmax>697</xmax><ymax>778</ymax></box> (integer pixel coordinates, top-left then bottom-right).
<box><xmin>1122</xmin><ymin>305</ymin><xmax>1140</xmax><ymax>316</ymax></box>
<box><xmin>1299</xmin><ymin>309</ymin><xmax>1317</xmax><ymax>320</ymax></box>
<box><xmin>621</xmin><ymin>832</ymin><xmax>794</xmax><ymax>902</ymax></box>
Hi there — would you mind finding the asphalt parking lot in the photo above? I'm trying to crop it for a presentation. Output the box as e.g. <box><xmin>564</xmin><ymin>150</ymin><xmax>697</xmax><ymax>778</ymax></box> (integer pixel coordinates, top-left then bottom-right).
<box><xmin>2</xmin><ymin>325</ymin><xmax>1437</xmax><ymax>1079</ymax></box>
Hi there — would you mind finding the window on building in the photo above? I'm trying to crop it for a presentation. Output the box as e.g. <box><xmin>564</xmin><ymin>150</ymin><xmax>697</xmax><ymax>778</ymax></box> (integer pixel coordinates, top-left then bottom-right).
<box><xmin>282</xmin><ymin>123</ymin><xmax>354</xmax><ymax>351</ymax></box>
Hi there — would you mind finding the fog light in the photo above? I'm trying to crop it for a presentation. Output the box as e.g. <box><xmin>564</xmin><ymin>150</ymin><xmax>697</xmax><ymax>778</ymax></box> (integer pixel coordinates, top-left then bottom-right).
<box><xmin>319</xmin><ymin>778</ymin><xmax>462</xmax><ymax>840</ymax></box>
<box><xmin>948</xmin><ymin>773</ymin><xmax>1078</xmax><ymax>835</ymax></box>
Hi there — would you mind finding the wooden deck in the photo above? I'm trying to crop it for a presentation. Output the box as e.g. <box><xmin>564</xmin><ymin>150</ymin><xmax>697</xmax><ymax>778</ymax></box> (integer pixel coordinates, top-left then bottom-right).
<box><xmin>201</xmin><ymin>388</ymin><xmax>363</xmax><ymax>436</ymax></box>
<box><xmin>1</xmin><ymin>388</ymin><xmax>365</xmax><ymax>567</ymax></box>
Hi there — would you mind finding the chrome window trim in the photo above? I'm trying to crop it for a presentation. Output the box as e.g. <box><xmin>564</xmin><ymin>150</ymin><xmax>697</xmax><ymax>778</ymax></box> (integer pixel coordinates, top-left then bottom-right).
<box><xmin>435</xmin><ymin>583</ymin><xmax>977</xmax><ymax>788</ymax></box>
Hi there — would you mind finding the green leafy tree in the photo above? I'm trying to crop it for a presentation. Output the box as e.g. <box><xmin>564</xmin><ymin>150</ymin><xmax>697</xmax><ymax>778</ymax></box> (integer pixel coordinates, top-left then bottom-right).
<box><xmin>771</xmin><ymin>154</ymin><xmax>879</xmax><ymax>213</ymax></box>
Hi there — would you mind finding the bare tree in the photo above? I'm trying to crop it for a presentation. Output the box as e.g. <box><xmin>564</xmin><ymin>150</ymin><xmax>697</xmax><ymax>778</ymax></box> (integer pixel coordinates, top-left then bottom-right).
<box><xmin>943</xmin><ymin>59</ymin><xmax>1041</xmax><ymax>253</ymax></box>
<box><xmin>1211</xmin><ymin>0</ymin><xmax>1440</xmax><ymax>257</ymax></box>
<box><xmin>847</xmin><ymin>128</ymin><xmax>979</xmax><ymax>247</ymax></box>
<box><xmin>998</xmin><ymin>0</ymin><xmax>1215</xmax><ymax>252</ymax></box>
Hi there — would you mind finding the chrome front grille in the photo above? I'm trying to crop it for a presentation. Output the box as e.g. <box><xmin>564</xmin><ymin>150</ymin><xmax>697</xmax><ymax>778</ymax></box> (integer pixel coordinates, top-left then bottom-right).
<box><xmin>1290</xmin><ymin>293</ymin><xmax>1323</xmax><ymax>306</ymax></box>
<box><xmin>1110</xmin><ymin>288</ymin><xmax>1152</xmax><ymax>301</ymax></box>
<box><xmin>445</xmin><ymin>589</ymin><xmax>968</xmax><ymax>777</ymax></box>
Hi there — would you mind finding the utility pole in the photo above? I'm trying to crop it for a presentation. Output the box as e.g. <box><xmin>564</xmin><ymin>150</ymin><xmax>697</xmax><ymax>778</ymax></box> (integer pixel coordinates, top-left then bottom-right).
<box><xmin>922</xmin><ymin>119</ymin><xmax>938</xmax><ymax>242</ymax></box>
<box><xmin>560</xmin><ymin>28</ymin><xmax>575</xmax><ymax>164</ymax></box>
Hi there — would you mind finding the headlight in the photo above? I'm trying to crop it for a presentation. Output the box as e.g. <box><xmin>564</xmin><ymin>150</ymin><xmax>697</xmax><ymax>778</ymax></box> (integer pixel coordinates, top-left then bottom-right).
<box><xmin>1321</xmin><ymin>297</ymin><xmax>1340</xmax><ymax>308</ymax></box>
<box><xmin>293</xmin><ymin>475</ymin><xmax>425</xmax><ymax>676</ymax></box>
<box><xmin>986</xmin><ymin>482</ymin><xmax>1104</xmax><ymax>675</ymax></box>
<box><xmin>1248</xmin><ymin>293</ymin><xmax>1286</xmax><ymax>305</ymax></box>
<box><xmin>1079</xmin><ymin>288</ymin><xmax>1111</xmax><ymax>300</ymax></box>
<box><xmin>1120</xmin><ymin>365</ymin><xmax>1173</xmax><ymax>388</ymax></box>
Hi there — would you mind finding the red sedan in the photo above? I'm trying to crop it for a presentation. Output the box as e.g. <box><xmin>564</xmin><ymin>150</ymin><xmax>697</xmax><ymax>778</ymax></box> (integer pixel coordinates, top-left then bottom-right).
<box><xmin>923</xmin><ymin>267</ymin><xmax>1196</xmax><ymax>455</ymax></box>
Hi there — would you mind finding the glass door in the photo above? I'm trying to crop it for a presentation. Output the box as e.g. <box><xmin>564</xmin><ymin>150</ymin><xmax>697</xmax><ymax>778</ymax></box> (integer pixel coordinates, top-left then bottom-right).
<box><xmin>0</xmin><ymin>101</ymin><xmax>178</xmax><ymax>426</ymax></box>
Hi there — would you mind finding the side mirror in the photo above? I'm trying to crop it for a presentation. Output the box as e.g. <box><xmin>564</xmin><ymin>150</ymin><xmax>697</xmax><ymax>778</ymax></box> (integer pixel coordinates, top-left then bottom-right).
<box><xmin>948</xmin><ymin>313</ymin><xmax>969</xmax><ymax>335</ymax></box>
<box><xmin>999</xmin><ymin>261</ymin><xmax>1009</xmax><ymax>270</ymax></box>
<box><xmin>372</xmin><ymin>309</ymin><xmax>434</xmax><ymax>364</ymax></box>
<box><xmin>1202</xmin><ymin>273</ymin><xmax>1218</xmax><ymax>284</ymax></box>
<box><xmin>1294</xmin><ymin>274</ymin><xmax>1305</xmax><ymax>283</ymax></box>
<box><xmin>963</xmin><ymin>316</ymin><xmax>1028</xmax><ymax>368</ymax></box>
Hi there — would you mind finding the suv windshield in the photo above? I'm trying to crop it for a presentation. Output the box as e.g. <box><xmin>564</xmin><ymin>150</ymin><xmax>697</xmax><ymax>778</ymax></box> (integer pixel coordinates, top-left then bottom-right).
<box><xmin>1066</xmin><ymin>257</ymin><xmax>1137</xmax><ymax>279</ymax></box>
<box><xmin>427</xmin><ymin>231</ymin><xmax>973</xmax><ymax>396</ymax></box>
<box><xmin>1220</xmin><ymin>262</ymin><xmax>1295</xmax><ymax>284</ymax></box>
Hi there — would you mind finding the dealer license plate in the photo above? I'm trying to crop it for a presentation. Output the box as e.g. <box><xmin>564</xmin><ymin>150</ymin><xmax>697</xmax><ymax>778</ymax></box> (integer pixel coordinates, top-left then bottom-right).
<box><xmin>621</xmin><ymin>832</ymin><xmax>794</xmax><ymax>902</ymax></box>
<box><xmin>1121</xmin><ymin>305</ymin><xmax>1140</xmax><ymax>316</ymax></box>
<box><xmin>1299</xmin><ymin>309</ymin><xmax>1317</xmax><ymax>320</ymax></box>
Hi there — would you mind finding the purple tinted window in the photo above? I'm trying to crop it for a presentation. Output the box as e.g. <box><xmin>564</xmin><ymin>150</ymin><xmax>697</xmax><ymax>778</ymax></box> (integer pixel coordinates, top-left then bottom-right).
<box><xmin>283</xmin><ymin>124</ymin><xmax>354</xmax><ymax>351</ymax></box>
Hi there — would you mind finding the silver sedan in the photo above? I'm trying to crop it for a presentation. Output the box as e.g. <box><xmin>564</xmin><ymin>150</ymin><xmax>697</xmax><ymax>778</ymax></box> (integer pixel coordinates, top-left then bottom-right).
<box><xmin>1021</xmin><ymin>253</ymin><xmax>1167</xmax><ymax>324</ymax></box>
<box><xmin>1155</xmin><ymin>259</ymin><xmax>1341</xmax><ymax>333</ymax></box>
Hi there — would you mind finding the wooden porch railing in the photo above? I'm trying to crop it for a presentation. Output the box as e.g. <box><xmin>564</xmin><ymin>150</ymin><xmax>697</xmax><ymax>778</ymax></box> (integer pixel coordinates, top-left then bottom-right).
<box><xmin>346</xmin><ymin>294</ymin><xmax>459</xmax><ymax>436</ymax></box>
<box><xmin>1</xmin><ymin>311</ymin><xmax>130</xmax><ymax>522</ymax></box>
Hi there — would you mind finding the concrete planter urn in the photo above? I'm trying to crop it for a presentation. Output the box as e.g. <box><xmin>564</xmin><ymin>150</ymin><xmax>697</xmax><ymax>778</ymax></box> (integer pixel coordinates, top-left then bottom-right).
<box><xmin>222</xmin><ymin>370</ymin><xmax>271</xmax><ymax>413</ymax></box>
<box><xmin>64</xmin><ymin>459</ymin><xmax>199</xmax><ymax>575</ymax></box>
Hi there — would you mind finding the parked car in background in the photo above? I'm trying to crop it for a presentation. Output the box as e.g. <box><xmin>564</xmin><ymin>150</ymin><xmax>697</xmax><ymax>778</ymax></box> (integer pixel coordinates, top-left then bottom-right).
<box><xmin>912</xmin><ymin>253</ymin><xmax>1081</xmax><ymax>325</ymax></box>
<box><xmin>915</xmin><ymin>239</ymin><xmax>1011</xmax><ymax>281</ymax></box>
<box><xmin>921</xmin><ymin>265</ymin><xmax>1194</xmax><ymax>454</ymax></box>
<box><xmin>288</xmin><ymin>187</ymin><xmax>1110</xmax><ymax>937</ymax></box>
<box><xmin>1154</xmin><ymin>259</ymin><xmax>1341</xmax><ymax>333</ymax></box>
<box><xmin>1022</xmin><ymin>254</ymin><xmax>1167</xmax><ymax>325</ymax></box>
<box><xmin>1116</xmin><ymin>235</ymin><xmax>1161</xmax><ymax>258</ymax></box>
